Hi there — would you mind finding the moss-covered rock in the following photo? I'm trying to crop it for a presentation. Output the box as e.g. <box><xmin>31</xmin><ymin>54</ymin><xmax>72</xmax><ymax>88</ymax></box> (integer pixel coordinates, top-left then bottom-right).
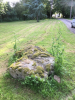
<box><xmin>9</xmin><ymin>45</ymin><xmax>54</xmax><ymax>79</ymax></box>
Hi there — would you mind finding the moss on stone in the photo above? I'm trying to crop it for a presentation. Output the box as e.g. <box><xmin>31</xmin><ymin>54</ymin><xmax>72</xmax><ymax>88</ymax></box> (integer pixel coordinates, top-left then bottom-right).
<box><xmin>28</xmin><ymin>50</ymin><xmax>33</xmax><ymax>54</ymax></box>
<box><xmin>35</xmin><ymin>66</ymin><xmax>44</xmax><ymax>75</ymax></box>
<box><xmin>11</xmin><ymin>65</ymin><xmax>19</xmax><ymax>70</ymax></box>
<box><xmin>17</xmin><ymin>57</ymin><xmax>23</xmax><ymax>62</ymax></box>
<box><xmin>18</xmin><ymin>67</ymin><xmax>22</xmax><ymax>72</ymax></box>
<box><xmin>45</xmin><ymin>64</ymin><xmax>51</xmax><ymax>71</ymax></box>
<box><xmin>32</xmin><ymin>52</ymin><xmax>40</xmax><ymax>58</ymax></box>
<box><xmin>35</xmin><ymin>70</ymin><xmax>43</xmax><ymax>74</ymax></box>
<box><xmin>23</xmin><ymin>67</ymin><xmax>30</xmax><ymax>74</ymax></box>
<box><xmin>29</xmin><ymin>70</ymin><xmax>34</xmax><ymax>75</ymax></box>
<box><xmin>40</xmin><ymin>55</ymin><xmax>49</xmax><ymax>57</ymax></box>
<box><xmin>37</xmin><ymin>66</ymin><xmax>44</xmax><ymax>72</ymax></box>
<box><xmin>40</xmin><ymin>73</ymin><xmax>44</xmax><ymax>78</ymax></box>
<box><xmin>23</xmin><ymin>55</ymin><xmax>28</xmax><ymax>59</ymax></box>
<box><xmin>34</xmin><ymin>48</ymin><xmax>38</xmax><ymax>52</ymax></box>
<box><xmin>24</xmin><ymin>52</ymin><xmax>28</xmax><ymax>55</ymax></box>
<box><xmin>39</xmin><ymin>46</ymin><xmax>46</xmax><ymax>52</ymax></box>
<box><xmin>9</xmin><ymin>62</ymin><xmax>20</xmax><ymax>70</ymax></box>
<box><xmin>32</xmin><ymin>62</ymin><xmax>36</xmax><ymax>66</ymax></box>
<box><xmin>15</xmin><ymin>50</ymin><xmax>23</xmax><ymax>58</ymax></box>
<box><xmin>34</xmin><ymin>74</ymin><xmax>40</xmax><ymax>78</ymax></box>
<box><xmin>40</xmin><ymin>52</ymin><xmax>50</xmax><ymax>57</ymax></box>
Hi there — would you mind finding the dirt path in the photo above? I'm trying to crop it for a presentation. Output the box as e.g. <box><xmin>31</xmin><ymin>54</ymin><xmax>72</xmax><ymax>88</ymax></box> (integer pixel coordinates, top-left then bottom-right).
<box><xmin>59</xmin><ymin>19</ymin><xmax>75</xmax><ymax>34</ymax></box>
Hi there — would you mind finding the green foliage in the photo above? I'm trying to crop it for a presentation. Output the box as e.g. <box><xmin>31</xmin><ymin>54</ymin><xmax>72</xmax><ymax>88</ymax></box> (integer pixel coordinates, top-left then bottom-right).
<box><xmin>21</xmin><ymin>75</ymin><xmax>52</xmax><ymax>97</ymax></box>
<box><xmin>13</xmin><ymin>33</ymin><xmax>17</xmax><ymax>53</ymax></box>
<box><xmin>20</xmin><ymin>75</ymin><xmax>70</xmax><ymax>97</ymax></box>
<box><xmin>3</xmin><ymin>18</ymin><xmax>12</xmax><ymax>22</ymax></box>
<box><xmin>24</xmin><ymin>0</ymin><xmax>46</xmax><ymax>22</ymax></box>
<box><xmin>73</xmin><ymin>94</ymin><xmax>75</xmax><ymax>100</ymax></box>
<box><xmin>8</xmin><ymin>33</ymin><xmax>21</xmax><ymax>66</ymax></box>
<box><xmin>3</xmin><ymin>71</ymin><xmax>12</xmax><ymax>78</ymax></box>
<box><xmin>21</xmin><ymin>75</ymin><xmax>45</xmax><ymax>90</ymax></box>
<box><xmin>50</xmin><ymin>27</ymin><xmax>64</xmax><ymax>75</ymax></box>
<box><xmin>54</xmin><ymin>0</ymin><xmax>75</xmax><ymax>18</ymax></box>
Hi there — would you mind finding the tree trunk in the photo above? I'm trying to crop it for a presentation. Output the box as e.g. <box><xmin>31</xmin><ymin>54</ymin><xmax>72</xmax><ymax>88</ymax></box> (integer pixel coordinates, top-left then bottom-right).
<box><xmin>50</xmin><ymin>8</ymin><xmax>52</xmax><ymax>19</ymax></box>
<box><xmin>70</xmin><ymin>0</ymin><xmax>73</xmax><ymax>19</ymax></box>
<box><xmin>37</xmin><ymin>15</ymin><xmax>39</xmax><ymax>22</ymax></box>
<box><xmin>74</xmin><ymin>5</ymin><xmax>75</xmax><ymax>17</ymax></box>
<box><xmin>70</xmin><ymin>6</ymin><xmax>72</xmax><ymax>18</ymax></box>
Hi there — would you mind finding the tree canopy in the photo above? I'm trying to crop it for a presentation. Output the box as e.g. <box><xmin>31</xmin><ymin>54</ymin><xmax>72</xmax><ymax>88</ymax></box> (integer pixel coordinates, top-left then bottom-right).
<box><xmin>0</xmin><ymin>0</ymin><xmax>75</xmax><ymax>22</ymax></box>
<box><xmin>23</xmin><ymin>0</ymin><xmax>46</xmax><ymax>22</ymax></box>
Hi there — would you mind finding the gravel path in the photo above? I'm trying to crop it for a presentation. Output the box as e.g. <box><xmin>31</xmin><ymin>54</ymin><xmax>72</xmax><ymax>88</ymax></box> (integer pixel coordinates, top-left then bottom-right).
<box><xmin>59</xmin><ymin>19</ymin><xmax>75</xmax><ymax>34</ymax></box>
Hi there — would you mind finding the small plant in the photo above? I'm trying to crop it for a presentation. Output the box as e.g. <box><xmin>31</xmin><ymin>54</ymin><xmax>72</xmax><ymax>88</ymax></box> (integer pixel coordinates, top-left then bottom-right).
<box><xmin>3</xmin><ymin>71</ymin><xmax>12</xmax><ymax>78</ymax></box>
<box><xmin>13</xmin><ymin>32</ymin><xmax>17</xmax><ymax>53</ymax></box>
<box><xmin>50</xmin><ymin>26</ymin><xmax>65</xmax><ymax>75</ymax></box>
<box><xmin>8</xmin><ymin>33</ymin><xmax>20</xmax><ymax>66</ymax></box>
<box><xmin>73</xmin><ymin>94</ymin><xmax>75</xmax><ymax>100</ymax></box>
<box><xmin>20</xmin><ymin>75</ymin><xmax>69</xmax><ymax>97</ymax></box>
<box><xmin>21</xmin><ymin>75</ymin><xmax>45</xmax><ymax>92</ymax></box>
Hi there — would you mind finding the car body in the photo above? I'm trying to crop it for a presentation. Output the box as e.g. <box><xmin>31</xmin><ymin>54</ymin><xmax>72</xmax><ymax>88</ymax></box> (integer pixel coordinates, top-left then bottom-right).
<box><xmin>71</xmin><ymin>18</ymin><xmax>75</xmax><ymax>28</ymax></box>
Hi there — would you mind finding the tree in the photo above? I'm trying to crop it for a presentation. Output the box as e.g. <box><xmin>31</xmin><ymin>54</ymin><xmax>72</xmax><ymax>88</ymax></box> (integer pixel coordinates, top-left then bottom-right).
<box><xmin>58</xmin><ymin>0</ymin><xmax>75</xmax><ymax>18</ymax></box>
<box><xmin>14</xmin><ymin>2</ymin><xmax>23</xmax><ymax>19</ymax></box>
<box><xmin>0</xmin><ymin>0</ymin><xmax>5</xmax><ymax>21</ymax></box>
<box><xmin>49</xmin><ymin>0</ymin><xmax>53</xmax><ymax>18</ymax></box>
<box><xmin>24</xmin><ymin>0</ymin><xmax>46</xmax><ymax>22</ymax></box>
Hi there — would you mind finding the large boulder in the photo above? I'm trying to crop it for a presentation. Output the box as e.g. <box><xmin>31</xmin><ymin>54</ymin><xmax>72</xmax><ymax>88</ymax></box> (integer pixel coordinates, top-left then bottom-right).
<box><xmin>9</xmin><ymin>45</ymin><xmax>54</xmax><ymax>79</ymax></box>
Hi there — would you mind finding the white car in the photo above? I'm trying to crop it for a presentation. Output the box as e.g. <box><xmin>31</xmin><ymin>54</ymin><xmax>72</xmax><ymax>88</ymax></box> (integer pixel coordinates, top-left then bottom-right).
<box><xmin>71</xmin><ymin>18</ymin><xmax>75</xmax><ymax>28</ymax></box>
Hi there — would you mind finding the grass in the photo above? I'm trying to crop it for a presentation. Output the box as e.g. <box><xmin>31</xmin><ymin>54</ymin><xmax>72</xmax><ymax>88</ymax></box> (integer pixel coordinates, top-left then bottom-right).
<box><xmin>0</xmin><ymin>19</ymin><xmax>75</xmax><ymax>100</ymax></box>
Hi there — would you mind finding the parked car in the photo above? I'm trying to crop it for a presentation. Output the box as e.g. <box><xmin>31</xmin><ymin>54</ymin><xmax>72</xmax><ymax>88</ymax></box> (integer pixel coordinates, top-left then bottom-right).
<box><xmin>71</xmin><ymin>18</ymin><xmax>75</xmax><ymax>28</ymax></box>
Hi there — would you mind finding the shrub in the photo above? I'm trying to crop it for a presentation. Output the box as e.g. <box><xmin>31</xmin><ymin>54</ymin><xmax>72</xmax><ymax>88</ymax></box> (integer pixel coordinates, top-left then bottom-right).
<box><xmin>3</xmin><ymin>18</ymin><xmax>12</xmax><ymax>22</ymax></box>
<box><xmin>12</xmin><ymin>17</ymin><xmax>19</xmax><ymax>21</ymax></box>
<box><xmin>0</xmin><ymin>18</ymin><xmax>2</xmax><ymax>22</ymax></box>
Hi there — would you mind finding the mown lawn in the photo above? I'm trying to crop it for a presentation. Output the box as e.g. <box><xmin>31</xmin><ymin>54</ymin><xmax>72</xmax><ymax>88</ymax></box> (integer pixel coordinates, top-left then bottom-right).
<box><xmin>0</xmin><ymin>19</ymin><xmax>75</xmax><ymax>100</ymax></box>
